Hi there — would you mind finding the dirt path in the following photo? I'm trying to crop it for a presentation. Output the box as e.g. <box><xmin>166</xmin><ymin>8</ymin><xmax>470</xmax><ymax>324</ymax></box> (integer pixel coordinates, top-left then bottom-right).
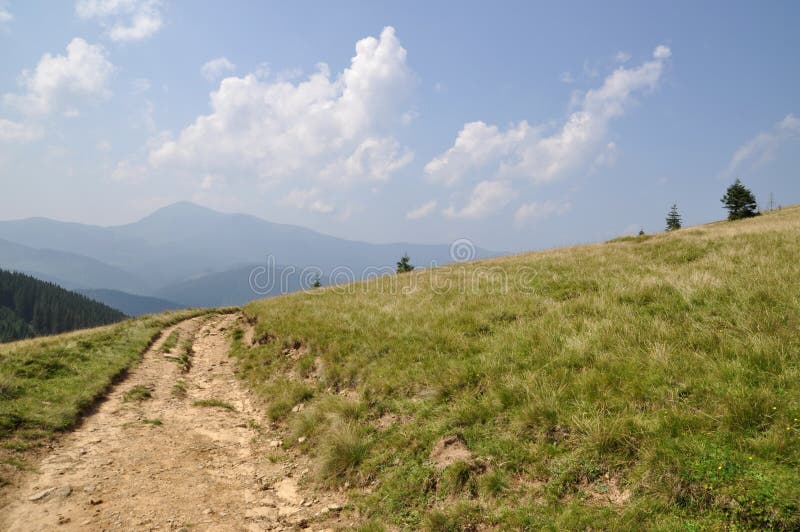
<box><xmin>0</xmin><ymin>314</ymin><xmax>346</xmax><ymax>531</ymax></box>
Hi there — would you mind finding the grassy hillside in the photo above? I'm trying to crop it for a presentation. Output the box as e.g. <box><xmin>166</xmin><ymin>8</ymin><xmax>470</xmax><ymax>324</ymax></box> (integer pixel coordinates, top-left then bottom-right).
<box><xmin>0</xmin><ymin>308</ymin><xmax>215</xmax><ymax>486</ymax></box>
<box><xmin>0</xmin><ymin>269</ymin><xmax>126</xmax><ymax>342</ymax></box>
<box><xmin>235</xmin><ymin>206</ymin><xmax>800</xmax><ymax>530</ymax></box>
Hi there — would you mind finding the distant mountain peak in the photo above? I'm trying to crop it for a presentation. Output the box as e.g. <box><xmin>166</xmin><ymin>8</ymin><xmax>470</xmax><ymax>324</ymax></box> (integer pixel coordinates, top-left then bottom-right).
<box><xmin>141</xmin><ymin>201</ymin><xmax>223</xmax><ymax>220</ymax></box>
<box><xmin>0</xmin><ymin>200</ymin><xmax>497</xmax><ymax>308</ymax></box>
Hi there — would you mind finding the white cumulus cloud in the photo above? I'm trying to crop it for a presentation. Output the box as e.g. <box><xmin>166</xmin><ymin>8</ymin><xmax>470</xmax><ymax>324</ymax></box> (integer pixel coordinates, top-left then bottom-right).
<box><xmin>0</xmin><ymin>5</ymin><xmax>12</xmax><ymax>24</ymax></box>
<box><xmin>424</xmin><ymin>121</ymin><xmax>532</xmax><ymax>186</ymax></box>
<box><xmin>148</xmin><ymin>27</ymin><xmax>415</xmax><ymax>213</ymax></box>
<box><xmin>406</xmin><ymin>200</ymin><xmax>437</xmax><ymax>220</ymax></box>
<box><xmin>514</xmin><ymin>199</ymin><xmax>572</xmax><ymax>225</ymax></box>
<box><xmin>653</xmin><ymin>45</ymin><xmax>672</xmax><ymax>59</ymax></box>
<box><xmin>281</xmin><ymin>188</ymin><xmax>335</xmax><ymax>214</ymax></box>
<box><xmin>0</xmin><ymin>119</ymin><xmax>43</xmax><ymax>142</ymax></box>
<box><xmin>614</xmin><ymin>51</ymin><xmax>632</xmax><ymax>63</ymax></box>
<box><xmin>199</xmin><ymin>174</ymin><xmax>226</xmax><ymax>190</ymax></box>
<box><xmin>3</xmin><ymin>38</ymin><xmax>114</xmax><ymax>116</ymax></box>
<box><xmin>444</xmin><ymin>180</ymin><xmax>517</xmax><ymax>219</ymax></box>
<box><xmin>426</xmin><ymin>45</ymin><xmax>671</xmax><ymax>187</ymax></box>
<box><xmin>76</xmin><ymin>0</ymin><xmax>163</xmax><ymax>42</ymax></box>
<box><xmin>726</xmin><ymin>114</ymin><xmax>800</xmax><ymax>175</ymax></box>
<box><xmin>201</xmin><ymin>57</ymin><xmax>236</xmax><ymax>81</ymax></box>
<box><xmin>321</xmin><ymin>136</ymin><xmax>413</xmax><ymax>185</ymax></box>
<box><xmin>111</xmin><ymin>159</ymin><xmax>148</xmax><ymax>182</ymax></box>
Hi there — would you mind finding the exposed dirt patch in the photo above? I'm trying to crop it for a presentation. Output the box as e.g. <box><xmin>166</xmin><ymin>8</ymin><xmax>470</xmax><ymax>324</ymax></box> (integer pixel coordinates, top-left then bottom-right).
<box><xmin>430</xmin><ymin>435</ymin><xmax>474</xmax><ymax>469</ymax></box>
<box><xmin>581</xmin><ymin>474</ymin><xmax>632</xmax><ymax>506</ymax></box>
<box><xmin>254</xmin><ymin>332</ymin><xmax>275</xmax><ymax>346</ymax></box>
<box><xmin>282</xmin><ymin>341</ymin><xmax>307</xmax><ymax>360</ymax></box>
<box><xmin>0</xmin><ymin>314</ymin><xmax>350</xmax><ymax>531</ymax></box>
<box><xmin>375</xmin><ymin>413</ymin><xmax>399</xmax><ymax>430</ymax></box>
<box><xmin>374</xmin><ymin>412</ymin><xmax>411</xmax><ymax>431</ymax></box>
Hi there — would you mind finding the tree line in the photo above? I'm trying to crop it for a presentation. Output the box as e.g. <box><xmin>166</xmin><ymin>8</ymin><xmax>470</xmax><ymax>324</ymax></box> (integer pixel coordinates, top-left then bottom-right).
<box><xmin>0</xmin><ymin>269</ymin><xmax>126</xmax><ymax>342</ymax></box>
<box><xmin>665</xmin><ymin>178</ymin><xmax>760</xmax><ymax>232</ymax></box>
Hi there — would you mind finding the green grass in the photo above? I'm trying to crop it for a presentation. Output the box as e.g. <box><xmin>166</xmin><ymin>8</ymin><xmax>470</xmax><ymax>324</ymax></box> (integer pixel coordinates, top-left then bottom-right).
<box><xmin>233</xmin><ymin>206</ymin><xmax>800</xmax><ymax>529</ymax></box>
<box><xmin>176</xmin><ymin>339</ymin><xmax>194</xmax><ymax>371</ymax></box>
<box><xmin>0</xmin><ymin>308</ymin><xmax>220</xmax><ymax>484</ymax></box>
<box><xmin>122</xmin><ymin>384</ymin><xmax>153</xmax><ymax>402</ymax></box>
<box><xmin>192</xmin><ymin>399</ymin><xmax>236</xmax><ymax>411</ymax></box>
<box><xmin>160</xmin><ymin>330</ymin><xmax>180</xmax><ymax>353</ymax></box>
<box><xmin>172</xmin><ymin>379</ymin><xmax>187</xmax><ymax>398</ymax></box>
<box><xmin>318</xmin><ymin>421</ymin><xmax>370</xmax><ymax>482</ymax></box>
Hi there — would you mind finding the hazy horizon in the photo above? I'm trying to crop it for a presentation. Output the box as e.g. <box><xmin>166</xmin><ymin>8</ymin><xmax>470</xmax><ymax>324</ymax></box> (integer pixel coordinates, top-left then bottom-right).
<box><xmin>1</xmin><ymin>1</ymin><xmax>799</xmax><ymax>252</ymax></box>
<box><xmin>0</xmin><ymin>201</ymin><xmax>510</xmax><ymax>253</ymax></box>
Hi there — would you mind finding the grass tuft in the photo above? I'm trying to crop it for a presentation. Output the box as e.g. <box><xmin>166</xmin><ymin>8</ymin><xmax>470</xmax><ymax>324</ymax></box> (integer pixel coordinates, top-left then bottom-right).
<box><xmin>439</xmin><ymin>460</ymin><xmax>474</xmax><ymax>496</ymax></box>
<box><xmin>193</xmin><ymin>399</ymin><xmax>236</xmax><ymax>411</ymax></box>
<box><xmin>318</xmin><ymin>421</ymin><xmax>370</xmax><ymax>483</ymax></box>
<box><xmin>479</xmin><ymin>468</ymin><xmax>509</xmax><ymax>498</ymax></box>
<box><xmin>122</xmin><ymin>384</ymin><xmax>153</xmax><ymax>402</ymax></box>
<box><xmin>160</xmin><ymin>330</ymin><xmax>180</xmax><ymax>353</ymax></box>
<box><xmin>264</xmin><ymin>380</ymin><xmax>314</xmax><ymax>420</ymax></box>
<box><xmin>424</xmin><ymin>502</ymin><xmax>483</xmax><ymax>532</ymax></box>
<box><xmin>177</xmin><ymin>339</ymin><xmax>194</xmax><ymax>371</ymax></box>
<box><xmin>171</xmin><ymin>379</ymin><xmax>187</xmax><ymax>398</ymax></box>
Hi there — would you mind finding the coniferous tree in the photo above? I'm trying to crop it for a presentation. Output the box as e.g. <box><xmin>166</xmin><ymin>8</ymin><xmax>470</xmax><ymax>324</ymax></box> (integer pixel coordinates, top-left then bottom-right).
<box><xmin>312</xmin><ymin>276</ymin><xmax>322</xmax><ymax>288</ymax></box>
<box><xmin>721</xmin><ymin>179</ymin><xmax>758</xmax><ymax>220</ymax></box>
<box><xmin>396</xmin><ymin>254</ymin><xmax>415</xmax><ymax>273</ymax></box>
<box><xmin>665</xmin><ymin>203</ymin><xmax>682</xmax><ymax>231</ymax></box>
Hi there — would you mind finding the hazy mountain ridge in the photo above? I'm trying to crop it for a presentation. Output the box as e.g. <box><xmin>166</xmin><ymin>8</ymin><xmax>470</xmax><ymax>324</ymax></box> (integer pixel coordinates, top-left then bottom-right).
<box><xmin>0</xmin><ymin>238</ymin><xmax>150</xmax><ymax>294</ymax></box>
<box><xmin>76</xmin><ymin>289</ymin><xmax>183</xmax><ymax>317</ymax></box>
<box><xmin>152</xmin><ymin>264</ymin><xmax>307</xmax><ymax>308</ymax></box>
<box><xmin>0</xmin><ymin>202</ymin><xmax>494</xmax><ymax>309</ymax></box>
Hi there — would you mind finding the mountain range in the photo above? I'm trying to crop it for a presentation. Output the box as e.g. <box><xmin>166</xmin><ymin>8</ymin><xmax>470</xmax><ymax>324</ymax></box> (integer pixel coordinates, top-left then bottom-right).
<box><xmin>75</xmin><ymin>289</ymin><xmax>183</xmax><ymax>317</ymax></box>
<box><xmin>0</xmin><ymin>202</ymin><xmax>493</xmax><ymax>312</ymax></box>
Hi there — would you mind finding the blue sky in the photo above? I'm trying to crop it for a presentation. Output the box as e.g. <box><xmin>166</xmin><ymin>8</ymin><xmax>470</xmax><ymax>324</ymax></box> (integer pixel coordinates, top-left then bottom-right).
<box><xmin>1</xmin><ymin>1</ymin><xmax>798</xmax><ymax>252</ymax></box>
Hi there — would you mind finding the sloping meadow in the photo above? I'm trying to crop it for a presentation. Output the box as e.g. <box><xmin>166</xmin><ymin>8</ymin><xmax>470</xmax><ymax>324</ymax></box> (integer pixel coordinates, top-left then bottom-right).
<box><xmin>235</xmin><ymin>207</ymin><xmax>800</xmax><ymax>529</ymax></box>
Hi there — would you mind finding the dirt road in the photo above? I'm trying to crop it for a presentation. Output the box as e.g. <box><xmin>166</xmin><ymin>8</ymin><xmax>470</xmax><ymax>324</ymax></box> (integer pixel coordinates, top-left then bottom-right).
<box><xmin>0</xmin><ymin>314</ymin><xmax>345</xmax><ymax>531</ymax></box>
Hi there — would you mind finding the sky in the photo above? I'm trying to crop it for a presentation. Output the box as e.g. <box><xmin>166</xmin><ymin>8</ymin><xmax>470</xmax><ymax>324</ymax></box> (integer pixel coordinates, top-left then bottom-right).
<box><xmin>1</xmin><ymin>1</ymin><xmax>799</xmax><ymax>252</ymax></box>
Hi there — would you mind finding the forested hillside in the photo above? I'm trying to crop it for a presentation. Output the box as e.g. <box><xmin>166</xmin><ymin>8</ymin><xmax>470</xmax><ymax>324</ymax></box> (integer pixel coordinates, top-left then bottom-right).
<box><xmin>0</xmin><ymin>269</ymin><xmax>126</xmax><ymax>342</ymax></box>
